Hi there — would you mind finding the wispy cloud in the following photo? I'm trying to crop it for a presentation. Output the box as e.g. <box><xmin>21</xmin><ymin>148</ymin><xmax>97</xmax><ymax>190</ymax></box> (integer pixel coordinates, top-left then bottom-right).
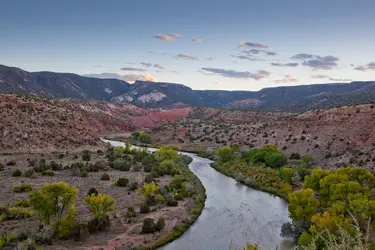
<box><xmin>140</xmin><ymin>62</ymin><xmax>152</xmax><ymax>67</ymax></box>
<box><xmin>238</xmin><ymin>41</ymin><xmax>268</xmax><ymax>49</ymax></box>
<box><xmin>153</xmin><ymin>33</ymin><xmax>181</xmax><ymax>42</ymax></box>
<box><xmin>92</xmin><ymin>65</ymin><xmax>103</xmax><ymax>68</ymax></box>
<box><xmin>192</xmin><ymin>38</ymin><xmax>204</xmax><ymax>43</ymax></box>
<box><xmin>354</xmin><ymin>62</ymin><xmax>375</xmax><ymax>71</ymax></box>
<box><xmin>231</xmin><ymin>55</ymin><xmax>265</xmax><ymax>61</ymax></box>
<box><xmin>291</xmin><ymin>53</ymin><xmax>339</xmax><ymax>70</ymax></box>
<box><xmin>271</xmin><ymin>62</ymin><xmax>299</xmax><ymax>67</ymax></box>
<box><xmin>201</xmin><ymin>68</ymin><xmax>271</xmax><ymax>80</ymax></box>
<box><xmin>311</xmin><ymin>74</ymin><xmax>352</xmax><ymax>82</ymax></box>
<box><xmin>120</xmin><ymin>67</ymin><xmax>146</xmax><ymax>72</ymax></box>
<box><xmin>244</xmin><ymin>49</ymin><xmax>277</xmax><ymax>56</ymax></box>
<box><xmin>83</xmin><ymin>72</ymin><xmax>157</xmax><ymax>83</ymax></box>
<box><xmin>175</xmin><ymin>54</ymin><xmax>199</xmax><ymax>60</ymax></box>
<box><xmin>274</xmin><ymin>74</ymin><xmax>298</xmax><ymax>84</ymax></box>
<box><xmin>153</xmin><ymin>64</ymin><xmax>164</xmax><ymax>70</ymax></box>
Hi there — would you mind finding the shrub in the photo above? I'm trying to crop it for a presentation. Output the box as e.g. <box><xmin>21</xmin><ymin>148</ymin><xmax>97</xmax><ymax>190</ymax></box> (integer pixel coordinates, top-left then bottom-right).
<box><xmin>144</xmin><ymin>174</ymin><xmax>155</xmax><ymax>183</ymax></box>
<box><xmin>125</xmin><ymin>207</ymin><xmax>136</xmax><ymax>218</ymax></box>
<box><xmin>167</xmin><ymin>199</ymin><xmax>178</xmax><ymax>207</ymax></box>
<box><xmin>140</xmin><ymin>203</ymin><xmax>150</xmax><ymax>213</ymax></box>
<box><xmin>0</xmin><ymin>163</ymin><xmax>4</xmax><ymax>171</ymax></box>
<box><xmin>49</xmin><ymin>161</ymin><xmax>62</xmax><ymax>171</ymax></box>
<box><xmin>114</xmin><ymin>178</ymin><xmax>129</xmax><ymax>187</ymax></box>
<box><xmin>87</xmin><ymin>215</ymin><xmax>111</xmax><ymax>233</ymax></box>
<box><xmin>296</xmin><ymin>163</ymin><xmax>311</xmax><ymax>181</ymax></box>
<box><xmin>6</xmin><ymin>160</ymin><xmax>16</xmax><ymax>166</ymax></box>
<box><xmin>142</xmin><ymin>218</ymin><xmax>156</xmax><ymax>233</ymax></box>
<box><xmin>128</xmin><ymin>181</ymin><xmax>138</xmax><ymax>191</ymax></box>
<box><xmin>289</xmin><ymin>153</ymin><xmax>301</xmax><ymax>160</ymax></box>
<box><xmin>80</xmin><ymin>168</ymin><xmax>88</xmax><ymax>178</ymax></box>
<box><xmin>143</xmin><ymin>164</ymin><xmax>152</xmax><ymax>172</ymax></box>
<box><xmin>112</xmin><ymin>159</ymin><xmax>131</xmax><ymax>171</ymax></box>
<box><xmin>24</xmin><ymin>168</ymin><xmax>34</xmax><ymax>178</ymax></box>
<box><xmin>14</xmin><ymin>199</ymin><xmax>30</xmax><ymax>207</ymax></box>
<box><xmin>82</xmin><ymin>150</ymin><xmax>91</xmax><ymax>161</ymax></box>
<box><xmin>12</xmin><ymin>169</ymin><xmax>22</xmax><ymax>177</ymax></box>
<box><xmin>100</xmin><ymin>173</ymin><xmax>110</xmax><ymax>181</ymax></box>
<box><xmin>84</xmin><ymin>193</ymin><xmax>116</xmax><ymax>219</ymax></box>
<box><xmin>264</xmin><ymin>152</ymin><xmax>288</xmax><ymax>169</ymax></box>
<box><xmin>87</xmin><ymin>187</ymin><xmax>98</xmax><ymax>196</ymax></box>
<box><xmin>13</xmin><ymin>184</ymin><xmax>33</xmax><ymax>193</ymax></box>
<box><xmin>133</xmin><ymin>163</ymin><xmax>142</xmax><ymax>172</ymax></box>
<box><xmin>41</xmin><ymin>170</ymin><xmax>54</xmax><ymax>176</ymax></box>
<box><xmin>4</xmin><ymin>206</ymin><xmax>33</xmax><ymax>220</ymax></box>
<box><xmin>174</xmin><ymin>194</ymin><xmax>183</xmax><ymax>200</ymax></box>
<box><xmin>155</xmin><ymin>217</ymin><xmax>165</xmax><ymax>231</ymax></box>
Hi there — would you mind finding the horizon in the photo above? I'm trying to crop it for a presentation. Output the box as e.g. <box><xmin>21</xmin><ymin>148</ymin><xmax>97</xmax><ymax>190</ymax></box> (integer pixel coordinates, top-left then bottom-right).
<box><xmin>1</xmin><ymin>0</ymin><xmax>375</xmax><ymax>91</ymax></box>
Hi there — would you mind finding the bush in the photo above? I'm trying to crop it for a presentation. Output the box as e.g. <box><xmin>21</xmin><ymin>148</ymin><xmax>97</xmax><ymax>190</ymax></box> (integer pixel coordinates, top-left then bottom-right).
<box><xmin>264</xmin><ymin>152</ymin><xmax>288</xmax><ymax>169</ymax></box>
<box><xmin>155</xmin><ymin>217</ymin><xmax>165</xmax><ymax>231</ymax></box>
<box><xmin>6</xmin><ymin>160</ymin><xmax>16</xmax><ymax>166</ymax></box>
<box><xmin>125</xmin><ymin>207</ymin><xmax>136</xmax><ymax>218</ymax></box>
<box><xmin>289</xmin><ymin>153</ymin><xmax>301</xmax><ymax>160</ymax></box>
<box><xmin>12</xmin><ymin>169</ymin><xmax>22</xmax><ymax>177</ymax></box>
<box><xmin>128</xmin><ymin>181</ymin><xmax>138</xmax><ymax>191</ymax></box>
<box><xmin>167</xmin><ymin>199</ymin><xmax>178</xmax><ymax>207</ymax></box>
<box><xmin>142</xmin><ymin>218</ymin><xmax>156</xmax><ymax>233</ymax></box>
<box><xmin>140</xmin><ymin>203</ymin><xmax>150</xmax><ymax>213</ymax></box>
<box><xmin>114</xmin><ymin>178</ymin><xmax>129</xmax><ymax>187</ymax></box>
<box><xmin>87</xmin><ymin>215</ymin><xmax>111</xmax><ymax>233</ymax></box>
<box><xmin>87</xmin><ymin>188</ymin><xmax>98</xmax><ymax>196</ymax></box>
<box><xmin>112</xmin><ymin>159</ymin><xmax>131</xmax><ymax>171</ymax></box>
<box><xmin>133</xmin><ymin>163</ymin><xmax>142</xmax><ymax>172</ymax></box>
<box><xmin>143</xmin><ymin>164</ymin><xmax>152</xmax><ymax>172</ymax></box>
<box><xmin>14</xmin><ymin>199</ymin><xmax>30</xmax><ymax>207</ymax></box>
<box><xmin>80</xmin><ymin>168</ymin><xmax>88</xmax><ymax>178</ymax></box>
<box><xmin>3</xmin><ymin>206</ymin><xmax>33</xmax><ymax>220</ymax></box>
<box><xmin>100</xmin><ymin>173</ymin><xmax>110</xmax><ymax>181</ymax></box>
<box><xmin>49</xmin><ymin>161</ymin><xmax>62</xmax><ymax>171</ymax></box>
<box><xmin>296</xmin><ymin>163</ymin><xmax>311</xmax><ymax>180</ymax></box>
<box><xmin>13</xmin><ymin>184</ymin><xmax>33</xmax><ymax>193</ymax></box>
<box><xmin>41</xmin><ymin>170</ymin><xmax>54</xmax><ymax>176</ymax></box>
<box><xmin>82</xmin><ymin>150</ymin><xmax>91</xmax><ymax>161</ymax></box>
<box><xmin>24</xmin><ymin>168</ymin><xmax>34</xmax><ymax>178</ymax></box>
<box><xmin>0</xmin><ymin>163</ymin><xmax>4</xmax><ymax>171</ymax></box>
<box><xmin>144</xmin><ymin>174</ymin><xmax>155</xmax><ymax>183</ymax></box>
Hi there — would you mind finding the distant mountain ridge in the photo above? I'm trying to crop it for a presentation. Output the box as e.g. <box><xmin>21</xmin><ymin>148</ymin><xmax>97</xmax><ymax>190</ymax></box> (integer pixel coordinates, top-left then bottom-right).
<box><xmin>1</xmin><ymin>64</ymin><xmax>374</xmax><ymax>112</ymax></box>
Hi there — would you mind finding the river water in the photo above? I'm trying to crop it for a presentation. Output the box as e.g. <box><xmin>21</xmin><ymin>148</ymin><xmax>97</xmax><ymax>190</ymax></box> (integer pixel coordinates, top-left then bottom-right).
<box><xmin>102</xmin><ymin>139</ymin><xmax>291</xmax><ymax>250</ymax></box>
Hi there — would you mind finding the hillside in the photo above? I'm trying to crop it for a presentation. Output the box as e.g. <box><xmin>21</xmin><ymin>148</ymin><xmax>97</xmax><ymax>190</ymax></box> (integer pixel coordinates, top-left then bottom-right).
<box><xmin>0</xmin><ymin>94</ymin><xmax>191</xmax><ymax>152</ymax></box>
<box><xmin>0</xmin><ymin>64</ymin><xmax>131</xmax><ymax>100</ymax></box>
<box><xmin>150</xmin><ymin>104</ymin><xmax>375</xmax><ymax>171</ymax></box>
<box><xmin>1</xmin><ymin>64</ymin><xmax>375</xmax><ymax>112</ymax></box>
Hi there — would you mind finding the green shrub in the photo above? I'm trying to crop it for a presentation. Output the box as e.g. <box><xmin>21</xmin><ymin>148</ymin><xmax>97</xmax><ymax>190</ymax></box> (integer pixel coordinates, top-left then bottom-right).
<box><xmin>13</xmin><ymin>184</ymin><xmax>33</xmax><ymax>193</ymax></box>
<box><xmin>87</xmin><ymin>188</ymin><xmax>98</xmax><ymax>196</ymax></box>
<box><xmin>155</xmin><ymin>217</ymin><xmax>165</xmax><ymax>231</ymax></box>
<box><xmin>126</xmin><ymin>207</ymin><xmax>136</xmax><ymax>218</ymax></box>
<box><xmin>140</xmin><ymin>203</ymin><xmax>150</xmax><ymax>213</ymax></box>
<box><xmin>49</xmin><ymin>161</ymin><xmax>62</xmax><ymax>170</ymax></box>
<box><xmin>128</xmin><ymin>181</ymin><xmax>138</xmax><ymax>191</ymax></box>
<box><xmin>100</xmin><ymin>173</ymin><xmax>110</xmax><ymax>181</ymax></box>
<box><xmin>6</xmin><ymin>160</ymin><xmax>16</xmax><ymax>166</ymax></box>
<box><xmin>82</xmin><ymin>150</ymin><xmax>91</xmax><ymax>161</ymax></box>
<box><xmin>24</xmin><ymin>168</ymin><xmax>35</xmax><ymax>178</ymax></box>
<box><xmin>144</xmin><ymin>174</ymin><xmax>155</xmax><ymax>183</ymax></box>
<box><xmin>87</xmin><ymin>215</ymin><xmax>111</xmax><ymax>233</ymax></box>
<box><xmin>114</xmin><ymin>178</ymin><xmax>129</xmax><ymax>187</ymax></box>
<box><xmin>0</xmin><ymin>232</ymin><xmax>16</xmax><ymax>248</ymax></box>
<box><xmin>14</xmin><ymin>199</ymin><xmax>30</xmax><ymax>207</ymax></box>
<box><xmin>112</xmin><ymin>159</ymin><xmax>131</xmax><ymax>171</ymax></box>
<box><xmin>133</xmin><ymin>163</ymin><xmax>142</xmax><ymax>172</ymax></box>
<box><xmin>41</xmin><ymin>170</ymin><xmax>54</xmax><ymax>176</ymax></box>
<box><xmin>289</xmin><ymin>153</ymin><xmax>301</xmax><ymax>160</ymax></box>
<box><xmin>167</xmin><ymin>200</ymin><xmax>178</xmax><ymax>207</ymax></box>
<box><xmin>141</xmin><ymin>218</ymin><xmax>156</xmax><ymax>233</ymax></box>
<box><xmin>174</xmin><ymin>194</ymin><xmax>183</xmax><ymax>200</ymax></box>
<box><xmin>12</xmin><ymin>169</ymin><xmax>22</xmax><ymax>177</ymax></box>
<box><xmin>264</xmin><ymin>152</ymin><xmax>288</xmax><ymax>169</ymax></box>
<box><xmin>4</xmin><ymin>206</ymin><xmax>33</xmax><ymax>220</ymax></box>
<box><xmin>80</xmin><ymin>168</ymin><xmax>88</xmax><ymax>178</ymax></box>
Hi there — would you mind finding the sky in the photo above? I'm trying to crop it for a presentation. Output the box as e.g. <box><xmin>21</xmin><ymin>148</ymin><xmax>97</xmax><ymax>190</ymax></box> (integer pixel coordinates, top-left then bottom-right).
<box><xmin>1</xmin><ymin>0</ymin><xmax>375</xmax><ymax>91</ymax></box>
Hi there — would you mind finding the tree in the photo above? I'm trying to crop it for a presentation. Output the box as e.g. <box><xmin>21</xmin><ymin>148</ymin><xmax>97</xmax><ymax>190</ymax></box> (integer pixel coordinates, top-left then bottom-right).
<box><xmin>288</xmin><ymin>188</ymin><xmax>318</xmax><ymax>223</ymax></box>
<box><xmin>84</xmin><ymin>194</ymin><xmax>116</xmax><ymax>219</ymax></box>
<box><xmin>154</xmin><ymin>146</ymin><xmax>179</xmax><ymax>161</ymax></box>
<box><xmin>279</xmin><ymin>168</ymin><xmax>294</xmax><ymax>183</ymax></box>
<box><xmin>215</xmin><ymin>146</ymin><xmax>234</xmax><ymax>163</ymax></box>
<box><xmin>29</xmin><ymin>181</ymin><xmax>78</xmax><ymax>226</ymax></box>
<box><xmin>137</xmin><ymin>182</ymin><xmax>159</xmax><ymax>198</ymax></box>
<box><xmin>264</xmin><ymin>152</ymin><xmax>288</xmax><ymax>169</ymax></box>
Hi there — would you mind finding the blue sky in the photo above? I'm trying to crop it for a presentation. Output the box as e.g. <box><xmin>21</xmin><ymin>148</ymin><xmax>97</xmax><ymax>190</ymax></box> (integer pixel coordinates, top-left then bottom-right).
<box><xmin>1</xmin><ymin>0</ymin><xmax>375</xmax><ymax>90</ymax></box>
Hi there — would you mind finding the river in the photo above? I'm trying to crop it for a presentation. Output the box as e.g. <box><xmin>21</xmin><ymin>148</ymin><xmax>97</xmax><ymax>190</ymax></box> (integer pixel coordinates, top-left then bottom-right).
<box><xmin>102</xmin><ymin>139</ymin><xmax>291</xmax><ymax>250</ymax></box>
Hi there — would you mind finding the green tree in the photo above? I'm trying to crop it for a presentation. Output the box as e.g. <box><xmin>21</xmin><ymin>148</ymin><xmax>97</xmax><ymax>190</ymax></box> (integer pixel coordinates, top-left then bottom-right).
<box><xmin>288</xmin><ymin>188</ymin><xmax>318</xmax><ymax>222</ymax></box>
<box><xmin>84</xmin><ymin>194</ymin><xmax>116</xmax><ymax>219</ymax></box>
<box><xmin>154</xmin><ymin>146</ymin><xmax>179</xmax><ymax>161</ymax></box>
<box><xmin>215</xmin><ymin>146</ymin><xmax>234</xmax><ymax>163</ymax></box>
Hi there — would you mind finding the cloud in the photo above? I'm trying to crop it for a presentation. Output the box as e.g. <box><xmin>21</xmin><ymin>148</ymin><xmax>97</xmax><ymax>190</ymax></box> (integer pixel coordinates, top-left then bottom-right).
<box><xmin>354</xmin><ymin>62</ymin><xmax>375</xmax><ymax>71</ymax></box>
<box><xmin>206</xmin><ymin>57</ymin><xmax>214</xmax><ymax>61</ymax></box>
<box><xmin>291</xmin><ymin>53</ymin><xmax>339</xmax><ymax>70</ymax></box>
<box><xmin>311</xmin><ymin>74</ymin><xmax>352</xmax><ymax>82</ymax></box>
<box><xmin>302</xmin><ymin>55</ymin><xmax>339</xmax><ymax>70</ymax></box>
<box><xmin>231</xmin><ymin>55</ymin><xmax>265</xmax><ymax>61</ymax></box>
<box><xmin>153</xmin><ymin>33</ymin><xmax>181</xmax><ymax>42</ymax></box>
<box><xmin>238</xmin><ymin>41</ymin><xmax>268</xmax><ymax>49</ymax></box>
<box><xmin>244</xmin><ymin>49</ymin><xmax>277</xmax><ymax>56</ymax></box>
<box><xmin>274</xmin><ymin>74</ymin><xmax>298</xmax><ymax>84</ymax></box>
<box><xmin>153</xmin><ymin>64</ymin><xmax>164</xmax><ymax>70</ymax></box>
<box><xmin>92</xmin><ymin>65</ymin><xmax>103</xmax><ymax>68</ymax></box>
<box><xmin>83</xmin><ymin>73</ymin><xmax>157</xmax><ymax>83</ymax></box>
<box><xmin>140</xmin><ymin>62</ymin><xmax>152</xmax><ymax>67</ymax></box>
<box><xmin>120</xmin><ymin>67</ymin><xmax>146</xmax><ymax>72</ymax></box>
<box><xmin>192</xmin><ymin>38</ymin><xmax>203</xmax><ymax>43</ymax></box>
<box><xmin>175</xmin><ymin>54</ymin><xmax>199</xmax><ymax>60</ymax></box>
<box><xmin>170</xmin><ymin>70</ymin><xmax>180</xmax><ymax>74</ymax></box>
<box><xmin>291</xmin><ymin>53</ymin><xmax>316</xmax><ymax>60</ymax></box>
<box><xmin>201</xmin><ymin>68</ymin><xmax>271</xmax><ymax>80</ymax></box>
<box><xmin>271</xmin><ymin>62</ymin><xmax>299</xmax><ymax>67</ymax></box>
